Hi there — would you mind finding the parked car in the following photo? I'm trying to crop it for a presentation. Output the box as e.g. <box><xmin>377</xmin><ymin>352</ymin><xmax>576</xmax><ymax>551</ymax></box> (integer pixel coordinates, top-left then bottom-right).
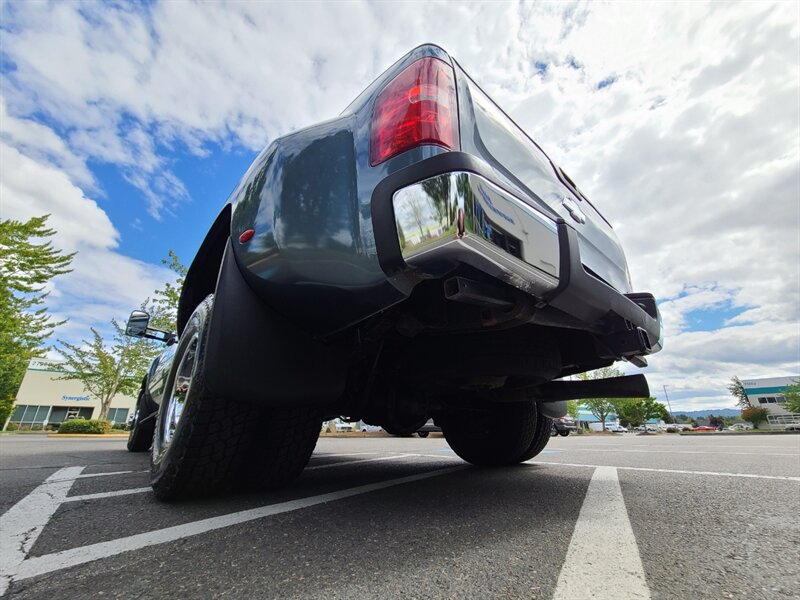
<box><xmin>783</xmin><ymin>424</ymin><xmax>800</xmax><ymax>432</ymax></box>
<box><xmin>728</xmin><ymin>423</ymin><xmax>753</xmax><ymax>431</ymax></box>
<box><xmin>124</xmin><ymin>44</ymin><xmax>662</xmax><ymax>500</ymax></box>
<box><xmin>335</xmin><ymin>421</ymin><xmax>355</xmax><ymax>433</ymax></box>
<box><xmin>551</xmin><ymin>416</ymin><xmax>578</xmax><ymax>436</ymax></box>
<box><xmin>635</xmin><ymin>424</ymin><xmax>658</xmax><ymax>432</ymax></box>
<box><xmin>690</xmin><ymin>426</ymin><xmax>717</xmax><ymax>432</ymax></box>
<box><xmin>360</xmin><ymin>424</ymin><xmax>382</xmax><ymax>433</ymax></box>
<box><xmin>605</xmin><ymin>424</ymin><xmax>628</xmax><ymax>433</ymax></box>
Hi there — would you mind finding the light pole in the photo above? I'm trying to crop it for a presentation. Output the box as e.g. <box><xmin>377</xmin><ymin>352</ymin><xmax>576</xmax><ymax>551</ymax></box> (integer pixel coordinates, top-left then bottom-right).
<box><xmin>663</xmin><ymin>384</ymin><xmax>676</xmax><ymax>423</ymax></box>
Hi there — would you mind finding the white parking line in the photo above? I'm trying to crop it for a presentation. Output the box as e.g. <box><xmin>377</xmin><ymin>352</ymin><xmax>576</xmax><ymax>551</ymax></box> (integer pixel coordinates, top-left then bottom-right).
<box><xmin>626</xmin><ymin>444</ymin><xmax>800</xmax><ymax>450</ymax></box>
<box><xmin>305</xmin><ymin>454</ymin><xmax>416</xmax><ymax>470</ymax></box>
<box><xmin>76</xmin><ymin>470</ymin><xmax>145</xmax><ymax>479</ymax></box>
<box><xmin>553</xmin><ymin>467</ymin><xmax>650</xmax><ymax>599</ymax></box>
<box><xmin>9</xmin><ymin>466</ymin><xmax>466</xmax><ymax>587</ymax></box>
<box><xmin>561</xmin><ymin>448</ymin><xmax>799</xmax><ymax>457</ymax></box>
<box><xmin>0</xmin><ymin>466</ymin><xmax>84</xmax><ymax>595</ymax></box>
<box><xmin>63</xmin><ymin>488</ymin><xmax>152</xmax><ymax>503</ymax></box>
<box><xmin>310</xmin><ymin>452</ymin><xmax>382</xmax><ymax>459</ymax></box>
<box><xmin>530</xmin><ymin>461</ymin><xmax>800</xmax><ymax>482</ymax></box>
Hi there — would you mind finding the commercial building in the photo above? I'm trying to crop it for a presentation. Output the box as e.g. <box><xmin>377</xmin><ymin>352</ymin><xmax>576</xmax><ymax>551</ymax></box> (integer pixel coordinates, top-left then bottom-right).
<box><xmin>742</xmin><ymin>376</ymin><xmax>800</xmax><ymax>428</ymax></box>
<box><xmin>4</xmin><ymin>359</ymin><xmax>137</xmax><ymax>430</ymax></box>
<box><xmin>576</xmin><ymin>407</ymin><xmax>622</xmax><ymax>431</ymax></box>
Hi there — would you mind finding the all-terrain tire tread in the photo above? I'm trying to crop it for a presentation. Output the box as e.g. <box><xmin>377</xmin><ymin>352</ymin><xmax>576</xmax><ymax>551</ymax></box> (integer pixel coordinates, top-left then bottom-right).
<box><xmin>442</xmin><ymin>402</ymin><xmax>538</xmax><ymax>467</ymax></box>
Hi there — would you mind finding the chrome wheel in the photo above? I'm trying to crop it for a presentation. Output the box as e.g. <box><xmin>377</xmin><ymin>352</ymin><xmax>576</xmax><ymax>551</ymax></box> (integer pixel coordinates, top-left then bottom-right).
<box><xmin>157</xmin><ymin>332</ymin><xmax>199</xmax><ymax>458</ymax></box>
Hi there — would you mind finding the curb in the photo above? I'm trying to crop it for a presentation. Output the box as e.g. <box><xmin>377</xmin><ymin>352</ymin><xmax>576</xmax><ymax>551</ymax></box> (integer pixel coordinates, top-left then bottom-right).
<box><xmin>47</xmin><ymin>434</ymin><xmax>130</xmax><ymax>438</ymax></box>
<box><xmin>319</xmin><ymin>432</ymin><xmax>390</xmax><ymax>438</ymax></box>
<box><xmin>679</xmin><ymin>431</ymin><xmax>799</xmax><ymax>436</ymax></box>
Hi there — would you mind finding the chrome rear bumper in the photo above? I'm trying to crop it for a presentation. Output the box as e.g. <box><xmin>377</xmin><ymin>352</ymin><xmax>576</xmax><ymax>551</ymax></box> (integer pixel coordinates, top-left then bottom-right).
<box><xmin>370</xmin><ymin>152</ymin><xmax>662</xmax><ymax>361</ymax></box>
<box><xmin>392</xmin><ymin>171</ymin><xmax>560</xmax><ymax>299</ymax></box>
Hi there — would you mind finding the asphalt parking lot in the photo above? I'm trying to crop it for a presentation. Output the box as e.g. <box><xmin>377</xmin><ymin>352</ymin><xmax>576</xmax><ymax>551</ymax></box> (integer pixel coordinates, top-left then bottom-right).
<box><xmin>1</xmin><ymin>432</ymin><xmax>798</xmax><ymax>599</ymax></box>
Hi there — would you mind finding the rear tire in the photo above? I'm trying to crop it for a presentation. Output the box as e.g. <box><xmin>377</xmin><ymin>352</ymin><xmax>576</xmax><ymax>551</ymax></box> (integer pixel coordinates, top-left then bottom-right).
<box><xmin>150</xmin><ymin>296</ymin><xmax>261</xmax><ymax>500</ymax></box>
<box><xmin>559</xmin><ymin>430</ymin><xmax>569</xmax><ymax>437</ymax></box>
<box><xmin>515</xmin><ymin>408</ymin><xmax>553</xmax><ymax>462</ymax></box>
<box><xmin>127</xmin><ymin>380</ymin><xmax>157</xmax><ymax>453</ymax></box>
<box><xmin>235</xmin><ymin>406</ymin><xmax>321</xmax><ymax>492</ymax></box>
<box><xmin>417</xmin><ymin>431</ymin><xmax>430</xmax><ymax>438</ymax></box>
<box><xmin>441</xmin><ymin>402</ymin><xmax>538</xmax><ymax>466</ymax></box>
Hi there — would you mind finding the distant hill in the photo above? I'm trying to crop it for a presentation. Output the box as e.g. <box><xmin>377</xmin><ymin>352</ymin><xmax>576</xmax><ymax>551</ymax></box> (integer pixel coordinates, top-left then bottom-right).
<box><xmin>672</xmin><ymin>408</ymin><xmax>740</xmax><ymax>418</ymax></box>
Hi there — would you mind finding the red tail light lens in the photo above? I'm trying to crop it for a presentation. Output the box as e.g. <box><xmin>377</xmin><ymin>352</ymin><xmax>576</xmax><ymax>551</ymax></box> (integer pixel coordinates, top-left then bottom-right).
<box><xmin>369</xmin><ymin>57</ymin><xmax>459</xmax><ymax>166</ymax></box>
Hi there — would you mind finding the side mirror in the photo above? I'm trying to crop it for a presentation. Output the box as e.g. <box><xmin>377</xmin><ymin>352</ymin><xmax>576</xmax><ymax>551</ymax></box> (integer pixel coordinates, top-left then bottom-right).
<box><xmin>124</xmin><ymin>310</ymin><xmax>176</xmax><ymax>345</ymax></box>
<box><xmin>126</xmin><ymin>310</ymin><xmax>151</xmax><ymax>337</ymax></box>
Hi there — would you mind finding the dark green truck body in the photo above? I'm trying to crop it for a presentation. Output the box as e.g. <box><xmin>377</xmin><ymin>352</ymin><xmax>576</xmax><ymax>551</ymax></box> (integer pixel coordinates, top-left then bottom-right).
<box><xmin>170</xmin><ymin>43</ymin><xmax>662</xmax><ymax>424</ymax></box>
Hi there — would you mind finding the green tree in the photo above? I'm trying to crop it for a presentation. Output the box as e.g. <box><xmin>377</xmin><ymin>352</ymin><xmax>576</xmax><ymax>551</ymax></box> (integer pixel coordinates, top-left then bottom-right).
<box><xmin>50</xmin><ymin>250</ymin><xmax>188</xmax><ymax>421</ymax></box>
<box><xmin>578</xmin><ymin>366</ymin><xmax>623</xmax><ymax>431</ymax></box>
<box><xmin>653</xmin><ymin>402</ymin><xmax>673</xmax><ymax>423</ymax></box>
<box><xmin>53</xmin><ymin>320</ymin><xmax>156</xmax><ymax>420</ymax></box>
<box><xmin>583</xmin><ymin>398</ymin><xmax>616</xmax><ymax>431</ymax></box>
<box><xmin>566</xmin><ymin>400</ymin><xmax>579</xmax><ymax>420</ymax></box>
<box><xmin>728</xmin><ymin>376</ymin><xmax>749</xmax><ymax>408</ymax></box>
<box><xmin>616</xmin><ymin>396</ymin><xmax>662</xmax><ymax>428</ymax></box>
<box><xmin>783</xmin><ymin>382</ymin><xmax>800</xmax><ymax>414</ymax></box>
<box><xmin>149</xmin><ymin>250</ymin><xmax>187</xmax><ymax>332</ymax></box>
<box><xmin>741</xmin><ymin>406</ymin><xmax>769</xmax><ymax>429</ymax></box>
<box><xmin>0</xmin><ymin>215</ymin><xmax>74</xmax><ymax>423</ymax></box>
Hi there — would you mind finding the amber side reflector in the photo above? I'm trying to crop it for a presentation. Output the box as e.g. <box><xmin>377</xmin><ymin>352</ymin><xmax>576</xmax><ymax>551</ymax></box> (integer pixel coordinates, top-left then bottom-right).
<box><xmin>239</xmin><ymin>229</ymin><xmax>255</xmax><ymax>243</ymax></box>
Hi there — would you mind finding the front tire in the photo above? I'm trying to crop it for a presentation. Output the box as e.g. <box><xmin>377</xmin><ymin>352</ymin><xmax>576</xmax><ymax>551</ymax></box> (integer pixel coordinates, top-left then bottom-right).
<box><xmin>127</xmin><ymin>380</ymin><xmax>157</xmax><ymax>453</ymax></box>
<box><xmin>417</xmin><ymin>431</ymin><xmax>430</xmax><ymax>438</ymax></box>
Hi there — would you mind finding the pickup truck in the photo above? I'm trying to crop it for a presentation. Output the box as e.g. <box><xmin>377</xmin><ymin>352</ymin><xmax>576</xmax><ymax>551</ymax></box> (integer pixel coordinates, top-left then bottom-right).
<box><xmin>125</xmin><ymin>44</ymin><xmax>662</xmax><ymax>499</ymax></box>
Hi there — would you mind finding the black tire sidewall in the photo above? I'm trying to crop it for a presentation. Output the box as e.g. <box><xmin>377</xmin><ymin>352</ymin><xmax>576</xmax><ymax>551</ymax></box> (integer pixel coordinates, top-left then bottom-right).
<box><xmin>127</xmin><ymin>384</ymin><xmax>155</xmax><ymax>452</ymax></box>
<box><xmin>441</xmin><ymin>402</ymin><xmax>537</xmax><ymax>466</ymax></box>
<box><xmin>150</xmin><ymin>296</ymin><xmax>212</xmax><ymax>490</ymax></box>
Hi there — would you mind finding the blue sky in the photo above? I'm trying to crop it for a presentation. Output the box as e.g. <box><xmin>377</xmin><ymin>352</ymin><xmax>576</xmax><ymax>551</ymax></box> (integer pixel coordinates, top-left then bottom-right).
<box><xmin>96</xmin><ymin>142</ymin><xmax>255</xmax><ymax>267</ymax></box>
<box><xmin>1</xmin><ymin>1</ymin><xmax>798</xmax><ymax>411</ymax></box>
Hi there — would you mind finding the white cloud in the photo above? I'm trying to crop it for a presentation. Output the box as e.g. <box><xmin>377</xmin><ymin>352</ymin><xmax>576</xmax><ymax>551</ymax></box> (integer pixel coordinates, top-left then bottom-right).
<box><xmin>0</xmin><ymin>97</ymin><xmax>96</xmax><ymax>190</ymax></box>
<box><xmin>0</xmin><ymin>141</ymin><xmax>172</xmax><ymax>344</ymax></box>
<box><xmin>0</xmin><ymin>1</ymin><xmax>798</xmax><ymax>409</ymax></box>
<box><xmin>0</xmin><ymin>142</ymin><xmax>116</xmax><ymax>250</ymax></box>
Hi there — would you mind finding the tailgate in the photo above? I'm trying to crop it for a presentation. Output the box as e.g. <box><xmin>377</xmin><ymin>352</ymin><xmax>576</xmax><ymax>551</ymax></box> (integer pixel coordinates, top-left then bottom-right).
<box><xmin>452</xmin><ymin>61</ymin><xmax>632</xmax><ymax>293</ymax></box>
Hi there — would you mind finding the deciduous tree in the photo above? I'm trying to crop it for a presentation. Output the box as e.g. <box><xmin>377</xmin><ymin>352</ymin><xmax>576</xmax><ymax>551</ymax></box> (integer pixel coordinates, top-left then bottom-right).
<box><xmin>53</xmin><ymin>320</ymin><xmax>156</xmax><ymax>421</ymax></box>
<box><xmin>566</xmin><ymin>400</ymin><xmax>579</xmax><ymax>420</ymax></box>
<box><xmin>51</xmin><ymin>251</ymin><xmax>188</xmax><ymax>421</ymax></box>
<box><xmin>616</xmin><ymin>396</ymin><xmax>663</xmax><ymax>428</ymax></box>
<box><xmin>741</xmin><ymin>406</ymin><xmax>769</xmax><ymax>429</ymax></box>
<box><xmin>783</xmin><ymin>382</ymin><xmax>800</xmax><ymax>414</ymax></box>
<box><xmin>578</xmin><ymin>366</ymin><xmax>624</xmax><ymax>431</ymax></box>
<box><xmin>149</xmin><ymin>250</ymin><xmax>187</xmax><ymax>332</ymax></box>
<box><xmin>0</xmin><ymin>215</ymin><xmax>74</xmax><ymax>422</ymax></box>
<box><xmin>728</xmin><ymin>376</ymin><xmax>749</xmax><ymax>408</ymax></box>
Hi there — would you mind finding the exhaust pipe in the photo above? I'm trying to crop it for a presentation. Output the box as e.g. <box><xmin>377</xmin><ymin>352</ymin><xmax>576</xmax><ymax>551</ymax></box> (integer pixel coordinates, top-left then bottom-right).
<box><xmin>529</xmin><ymin>374</ymin><xmax>650</xmax><ymax>402</ymax></box>
<box><xmin>443</xmin><ymin>276</ymin><xmax>516</xmax><ymax>309</ymax></box>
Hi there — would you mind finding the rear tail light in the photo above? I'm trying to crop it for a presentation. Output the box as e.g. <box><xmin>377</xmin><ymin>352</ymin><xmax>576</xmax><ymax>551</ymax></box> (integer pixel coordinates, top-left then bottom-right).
<box><xmin>369</xmin><ymin>57</ymin><xmax>459</xmax><ymax>166</ymax></box>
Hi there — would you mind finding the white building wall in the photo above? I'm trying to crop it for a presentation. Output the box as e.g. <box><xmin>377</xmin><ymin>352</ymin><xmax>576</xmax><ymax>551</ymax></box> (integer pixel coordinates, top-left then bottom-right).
<box><xmin>742</xmin><ymin>376</ymin><xmax>800</xmax><ymax>428</ymax></box>
<box><xmin>7</xmin><ymin>359</ymin><xmax>137</xmax><ymax>428</ymax></box>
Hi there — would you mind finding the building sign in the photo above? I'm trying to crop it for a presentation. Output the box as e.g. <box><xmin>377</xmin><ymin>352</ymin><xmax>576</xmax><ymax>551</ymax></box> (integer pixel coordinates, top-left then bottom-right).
<box><xmin>28</xmin><ymin>358</ymin><xmax>67</xmax><ymax>372</ymax></box>
<box><xmin>61</xmin><ymin>395</ymin><xmax>90</xmax><ymax>402</ymax></box>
